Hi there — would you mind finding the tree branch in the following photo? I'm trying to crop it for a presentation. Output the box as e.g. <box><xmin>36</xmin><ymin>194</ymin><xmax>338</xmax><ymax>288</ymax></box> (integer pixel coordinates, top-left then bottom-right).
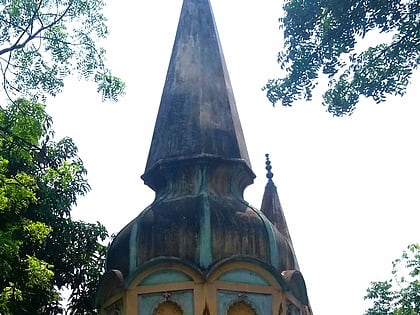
<box><xmin>353</xmin><ymin>25</ymin><xmax>420</xmax><ymax>79</ymax></box>
<box><xmin>0</xmin><ymin>0</ymin><xmax>74</xmax><ymax>56</ymax></box>
<box><xmin>0</xmin><ymin>0</ymin><xmax>44</xmax><ymax>56</ymax></box>
<box><xmin>0</xmin><ymin>125</ymin><xmax>41</xmax><ymax>152</ymax></box>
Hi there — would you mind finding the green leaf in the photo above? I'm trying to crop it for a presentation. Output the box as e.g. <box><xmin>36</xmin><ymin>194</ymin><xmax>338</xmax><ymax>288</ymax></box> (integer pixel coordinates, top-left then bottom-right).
<box><xmin>267</xmin><ymin>0</ymin><xmax>420</xmax><ymax>116</ymax></box>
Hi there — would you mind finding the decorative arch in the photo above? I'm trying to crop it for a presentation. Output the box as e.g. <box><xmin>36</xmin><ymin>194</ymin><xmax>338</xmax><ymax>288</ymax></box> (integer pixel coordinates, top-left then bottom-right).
<box><xmin>207</xmin><ymin>256</ymin><xmax>288</xmax><ymax>290</ymax></box>
<box><xmin>96</xmin><ymin>269</ymin><xmax>124</xmax><ymax>307</ymax></box>
<box><xmin>153</xmin><ymin>301</ymin><xmax>184</xmax><ymax>315</ymax></box>
<box><xmin>125</xmin><ymin>257</ymin><xmax>204</xmax><ymax>290</ymax></box>
<box><xmin>227</xmin><ymin>301</ymin><xmax>257</xmax><ymax>315</ymax></box>
<box><xmin>281</xmin><ymin>270</ymin><xmax>309</xmax><ymax>305</ymax></box>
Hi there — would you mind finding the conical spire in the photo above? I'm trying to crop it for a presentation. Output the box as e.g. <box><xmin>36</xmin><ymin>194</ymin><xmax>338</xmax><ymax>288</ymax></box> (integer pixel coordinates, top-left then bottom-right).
<box><xmin>99</xmin><ymin>2</ymin><xmax>312</xmax><ymax>313</ymax></box>
<box><xmin>261</xmin><ymin>154</ymin><xmax>299</xmax><ymax>269</ymax></box>
<box><xmin>143</xmin><ymin>0</ymin><xmax>252</xmax><ymax>188</ymax></box>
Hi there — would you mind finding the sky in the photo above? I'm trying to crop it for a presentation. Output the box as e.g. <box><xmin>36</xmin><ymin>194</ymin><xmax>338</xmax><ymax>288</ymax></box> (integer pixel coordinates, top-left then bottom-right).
<box><xmin>47</xmin><ymin>1</ymin><xmax>420</xmax><ymax>314</ymax></box>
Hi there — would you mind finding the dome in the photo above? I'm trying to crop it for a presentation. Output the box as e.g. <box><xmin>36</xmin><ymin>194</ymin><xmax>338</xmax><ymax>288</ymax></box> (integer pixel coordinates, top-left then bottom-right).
<box><xmin>106</xmin><ymin>157</ymin><xmax>298</xmax><ymax>279</ymax></box>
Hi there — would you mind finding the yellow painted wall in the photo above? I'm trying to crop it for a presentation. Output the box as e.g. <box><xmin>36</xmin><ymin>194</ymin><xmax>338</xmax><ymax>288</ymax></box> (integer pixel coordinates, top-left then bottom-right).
<box><xmin>101</xmin><ymin>261</ymin><xmax>307</xmax><ymax>315</ymax></box>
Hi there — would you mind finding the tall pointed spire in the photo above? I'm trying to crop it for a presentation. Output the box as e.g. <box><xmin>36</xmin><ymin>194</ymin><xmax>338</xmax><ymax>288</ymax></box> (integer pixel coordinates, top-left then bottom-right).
<box><xmin>261</xmin><ymin>154</ymin><xmax>299</xmax><ymax>269</ymax></box>
<box><xmin>143</xmin><ymin>0</ymin><xmax>252</xmax><ymax>188</ymax></box>
<box><xmin>99</xmin><ymin>2</ymin><xmax>313</xmax><ymax>313</ymax></box>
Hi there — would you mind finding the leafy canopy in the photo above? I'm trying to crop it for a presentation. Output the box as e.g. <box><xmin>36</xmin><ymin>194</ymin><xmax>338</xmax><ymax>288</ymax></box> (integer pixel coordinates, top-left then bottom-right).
<box><xmin>0</xmin><ymin>0</ymin><xmax>125</xmax><ymax>313</ymax></box>
<box><xmin>364</xmin><ymin>244</ymin><xmax>420</xmax><ymax>315</ymax></box>
<box><xmin>264</xmin><ymin>0</ymin><xmax>420</xmax><ymax>116</ymax></box>
<box><xmin>0</xmin><ymin>0</ymin><xmax>125</xmax><ymax>102</ymax></box>
<box><xmin>0</xmin><ymin>99</ymin><xmax>108</xmax><ymax>314</ymax></box>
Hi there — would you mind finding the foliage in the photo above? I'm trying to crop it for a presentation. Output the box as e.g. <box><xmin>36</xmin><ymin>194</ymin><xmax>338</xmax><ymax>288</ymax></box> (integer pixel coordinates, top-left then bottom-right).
<box><xmin>0</xmin><ymin>0</ymin><xmax>123</xmax><ymax>313</ymax></box>
<box><xmin>0</xmin><ymin>0</ymin><xmax>125</xmax><ymax>102</ymax></box>
<box><xmin>0</xmin><ymin>99</ymin><xmax>108</xmax><ymax>314</ymax></box>
<box><xmin>364</xmin><ymin>244</ymin><xmax>420</xmax><ymax>315</ymax></box>
<box><xmin>264</xmin><ymin>0</ymin><xmax>420</xmax><ymax>116</ymax></box>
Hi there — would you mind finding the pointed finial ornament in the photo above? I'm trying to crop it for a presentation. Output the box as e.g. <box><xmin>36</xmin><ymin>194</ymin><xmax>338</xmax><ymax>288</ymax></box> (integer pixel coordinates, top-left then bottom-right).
<box><xmin>265</xmin><ymin>153</ymin><xmax>273</xmax><ymax>180</ymax></box>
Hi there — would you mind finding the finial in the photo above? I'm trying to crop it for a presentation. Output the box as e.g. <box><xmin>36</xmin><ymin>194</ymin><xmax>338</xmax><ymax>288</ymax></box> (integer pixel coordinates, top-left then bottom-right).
<box><xmin>265</xmin><ymin>154</ymin><xmax>273</xmax><ymax>180</ymax></box>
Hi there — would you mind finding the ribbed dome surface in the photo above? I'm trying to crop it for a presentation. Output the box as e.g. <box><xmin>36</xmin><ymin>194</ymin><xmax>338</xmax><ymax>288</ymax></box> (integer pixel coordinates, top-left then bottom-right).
<box><xmin>106</xmin><ymin>161</ymin><xmax>298</xmax><ymax>277</ymax></box>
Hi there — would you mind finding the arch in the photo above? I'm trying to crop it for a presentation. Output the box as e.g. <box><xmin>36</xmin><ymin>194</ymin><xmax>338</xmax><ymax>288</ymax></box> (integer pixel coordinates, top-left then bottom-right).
<box><xmin>153</xmin><ymin>301</ymin><xmax>184</xmax><ymax>315</ymax></box>
<box><xmin>140</xmin><ymin>290</ymin><xmax>194</xmax><ymax>315</ymax></box>
<box><xmin>227</xmin><ymin>301</ymin><xmax>257</xmax><ymax>315</ymax></box>
<box><xmin>217</xmin><ymin>290</ymin><xmax>271</xmax><ymax>315</ymax></box>
<box><xmin>285</xmin><ymin>301</ymin><xmax>300</xmax><ymax>315</ymax></box>
<box><xmin>207</xmin><ymin>256</ymin><xmax>288</xmax><ymax>290</ymax></box>
<box><xmin>96</xmin><ymin>269</ymin><xmax>124</xmax><ymax>307</ymax></box>
<box><xmin>125</xmin><ymin>257</ymin><xmax>204</xmax><ymax>290</ymax></box>
<box><xmin>282</xmin><ymin>270</ymin><xmax>309</xmax><ymax>305</ymax></box>
<box><xmin>140</xmin><ymin>269</ymin><xmax>192</xmax><ymax>285</ymax></box>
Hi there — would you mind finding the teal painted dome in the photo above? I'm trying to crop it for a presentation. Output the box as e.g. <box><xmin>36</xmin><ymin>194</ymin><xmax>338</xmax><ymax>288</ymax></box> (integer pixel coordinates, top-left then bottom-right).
<box><xmin>106</xmin><ymin>158</ymin><xmax>298</xmax><ymax>278</ymax></box>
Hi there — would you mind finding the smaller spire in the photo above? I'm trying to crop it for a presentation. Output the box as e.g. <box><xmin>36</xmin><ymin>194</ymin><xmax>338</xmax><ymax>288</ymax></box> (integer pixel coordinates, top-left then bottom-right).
<box><xmin>260</xmin><ymin>154</ymin><xmax>299</xmax><ymax>269</ymax></box>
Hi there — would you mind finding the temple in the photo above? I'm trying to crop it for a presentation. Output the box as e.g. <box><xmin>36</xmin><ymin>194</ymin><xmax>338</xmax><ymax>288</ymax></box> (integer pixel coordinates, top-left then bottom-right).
<box><xmin>96</xmin><ymin>0</ymin><xmax>312</xmax><ymax>314</ymax></box>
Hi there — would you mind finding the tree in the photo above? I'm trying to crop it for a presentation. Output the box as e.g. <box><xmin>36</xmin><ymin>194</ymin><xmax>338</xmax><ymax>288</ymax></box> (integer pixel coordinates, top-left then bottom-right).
<box><xmin>0</xmin><ymin>0</ymin><xmax>125</xmax><ymax>102</ymax></box>
<box><xmin>263</xmin><ymin>0</ymin><xmax>420</xmax><ymax>116</ymax></box>
<box><xmin>364</xmin><ymin>244</ymin><xmax>420</xmax><ymax>315</ymax></box>
<box><xmin>0</xmin><ymin>0</ymin><xmax>124</xmax><ymax>313</ymax></box>
<box><xmin>0</xmin><ymin>99</ymin><xmax>108</xmax><ymax>314</ymax></box>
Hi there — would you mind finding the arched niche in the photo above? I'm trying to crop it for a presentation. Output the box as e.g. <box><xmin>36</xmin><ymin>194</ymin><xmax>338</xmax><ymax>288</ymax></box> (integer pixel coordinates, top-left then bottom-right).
<box><xmin>139</xmin><ymin>290</ymin><xmax>194</xmax><ymax>315</ymax></box>
<box><xmin>286</xmin><ymin>301</ymin><xmax>301</xmax><ymax>315</ymax></box>
<box><xmin>217</xmin><ymin>290</ymin><xmax>271</xmax><ymax>315</ymax></box>
<box><xmin>208</xmin><ymin>258</ymin><xmax>287</xmax><ymax>315</ymax></box>
<box><xmin>281</xmin><ymin>270</ymin><xmax>309</xmax><ymax>306</ymax></box>
<box><xmin>104</xmin><ymin>299</ymin><xmax>123</xmax><ymax>315</ymax></box>
<box><xmin>153</xmin><ymin>301</ymin><xmax>184</xmax><ymax>315</ymax></box>
<box><xmin>227</xmin><ymin>301</ymin><xmax>257</xmax><ymax>315</ymax></box>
